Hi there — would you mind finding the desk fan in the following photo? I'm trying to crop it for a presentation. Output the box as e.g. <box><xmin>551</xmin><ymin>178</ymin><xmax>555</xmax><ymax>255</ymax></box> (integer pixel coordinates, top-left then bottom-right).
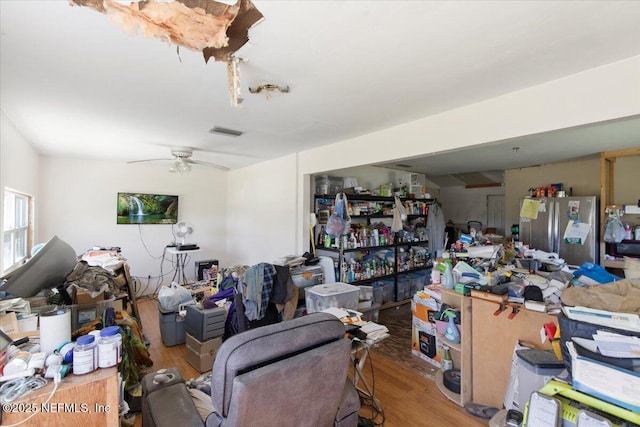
<box><xmin>173</xmin><ymin>221</ymin><xmax>196</xmax><ymax>249</ymax></box>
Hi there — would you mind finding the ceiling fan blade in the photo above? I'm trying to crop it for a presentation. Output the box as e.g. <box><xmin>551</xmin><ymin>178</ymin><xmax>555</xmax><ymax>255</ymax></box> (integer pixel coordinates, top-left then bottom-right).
<box><xmin>189</xmin><ymin>159</ymin><xmax>230</xmax><ymax>171</ymax></box>
<box><xmin>127</xmin><ymin>158</ymin><xmax>173</xmax><ymax>164</ymax></box>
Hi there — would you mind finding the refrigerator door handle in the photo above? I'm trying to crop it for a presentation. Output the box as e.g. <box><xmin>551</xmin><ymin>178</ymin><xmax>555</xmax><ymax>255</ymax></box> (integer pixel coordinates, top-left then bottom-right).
<box><xmin>553</xmin><ymin>200</ymin><xmax>560</xmax><ymax>254</ymax></box>
<box><xmin>547</xmin><ymin>200</ymin><xmax>555</xmax><ymax>252</ymax></box>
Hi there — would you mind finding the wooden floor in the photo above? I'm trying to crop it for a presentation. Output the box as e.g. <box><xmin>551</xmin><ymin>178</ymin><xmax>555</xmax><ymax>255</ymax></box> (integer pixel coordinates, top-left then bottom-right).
<box><xmin>132</xmin><ymin>297</ymin><xmax>488</xmax><ymax>427</ymax></box>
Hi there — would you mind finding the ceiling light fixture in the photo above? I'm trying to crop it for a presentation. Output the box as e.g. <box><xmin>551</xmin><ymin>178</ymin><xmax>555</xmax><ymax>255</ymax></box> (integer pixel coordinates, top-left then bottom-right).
<box><xmin>248</xmin><ymin>84</ymin><xmax>290</xmax><ymax>100</ymax></box>
<box><xmin>169</xmin><ymin>158</ymin><xmax>192</xmax><ymax>174</ymax></box>
<box><xmin>209</xmin><ymin>126</ymin><xmax>244</xmax><ymax>137</ymax></box>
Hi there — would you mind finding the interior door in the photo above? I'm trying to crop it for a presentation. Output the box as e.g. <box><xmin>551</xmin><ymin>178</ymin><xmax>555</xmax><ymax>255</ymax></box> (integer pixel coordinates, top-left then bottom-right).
<box><xmin>486</xmin><ymin>195</ymin><xmax>505</xmax><ymax>235</ymax></box>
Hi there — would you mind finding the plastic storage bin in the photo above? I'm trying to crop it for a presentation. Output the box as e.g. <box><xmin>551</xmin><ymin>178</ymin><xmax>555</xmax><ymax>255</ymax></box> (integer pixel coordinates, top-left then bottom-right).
<box><xmin>305</xmin><ymin>283</ymin><xmax>359</xmax><ymax>313</ymax></box>
<box><xmin>515</xmin><ymin>349</ymin><xmax>566</xmax><ymax>411</ymax></box>
<box><xmin>374</xmin><ymin>279</ymin><xmax>395</xmax><ymax>304</ymax></box>
<box><xmin>371</xmin><ymin>285</ymin><xmax>384</xmax><ymax>306</ymax></box>
<box><xmin>159</xmin><ymin>309</ymin><xmax>186</xmax><ymax>346</ymax></box>
<box><xmin>396</xmin><ymin>276</ymin><xmax>412</xmax><ymax>301</ymax></box>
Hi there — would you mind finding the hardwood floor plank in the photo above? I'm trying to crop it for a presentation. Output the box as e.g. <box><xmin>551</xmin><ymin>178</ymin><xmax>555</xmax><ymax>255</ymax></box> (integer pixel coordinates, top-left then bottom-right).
<box><xmin>133</xmin><ymin>297</ymin><xmax>489</xmax><ymax>426</ymax></box>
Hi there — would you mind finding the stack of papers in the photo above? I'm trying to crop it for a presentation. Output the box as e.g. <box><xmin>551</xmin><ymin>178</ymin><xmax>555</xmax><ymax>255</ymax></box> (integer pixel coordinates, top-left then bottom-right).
<box><xmin>0</xmin><ymin>298</ymin><xmax>31</xmax><ymax>314</ymax></box>
<box><xmin>360</xmin><ymin>321</ymin><xmax>389</xmax><ymax>344</ymax></box>
<box><xmin>590</xmin><ymin>331</ymin><xmax>640</xmax><ymax>358</ymax></box>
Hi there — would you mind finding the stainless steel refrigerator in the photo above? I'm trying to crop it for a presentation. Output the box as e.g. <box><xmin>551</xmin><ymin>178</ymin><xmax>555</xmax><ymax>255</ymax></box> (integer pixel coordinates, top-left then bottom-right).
<box><xmin>519</xmin><ymin>196</ymin><xmax>599</xmax><ymax>266</ymax></box>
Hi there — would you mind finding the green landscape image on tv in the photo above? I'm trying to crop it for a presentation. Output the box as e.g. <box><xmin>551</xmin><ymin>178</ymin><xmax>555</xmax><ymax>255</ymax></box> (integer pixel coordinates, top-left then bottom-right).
<box><xmin>117</xmin><ymin>193</ymin><xmax>178</xmax><ymax>224</ymax></box>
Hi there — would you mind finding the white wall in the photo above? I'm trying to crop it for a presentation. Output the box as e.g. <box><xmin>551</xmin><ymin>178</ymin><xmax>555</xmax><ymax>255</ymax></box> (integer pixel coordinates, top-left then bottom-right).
<box><xmin>291</xmin><ymin>56</ymin><xmax>640</xmax><ymax>253</ymax></box>
<box><xmin>226</xmin><ymin>154</ymin><xmax>298</xmax><ymax>266</ymax></box>
<box><xmin>38</xmin><ymin>158</ymin><xmax>227</xmax><ymax>294</ymax></box>
<box><xmin>0</xmin><ymin>111</ymin><xmax>41</xmax><ymax>272</ymax></box>
<box><xmin>438</xmin><ymin>185</ymin><xmax>505</xmax><ymax>228</ymax></box>
<box><xmin>5</xmin><ymin>57</ymin><xmax>640</xmax><ymax>275</ymax></box>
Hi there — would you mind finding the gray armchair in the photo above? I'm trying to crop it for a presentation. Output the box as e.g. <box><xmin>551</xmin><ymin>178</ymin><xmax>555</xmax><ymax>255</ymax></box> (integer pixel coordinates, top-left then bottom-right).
<box><xmin>142</xmin><ymin>312</ymin><xmax>360</xmax><ymax>427</ymax></box>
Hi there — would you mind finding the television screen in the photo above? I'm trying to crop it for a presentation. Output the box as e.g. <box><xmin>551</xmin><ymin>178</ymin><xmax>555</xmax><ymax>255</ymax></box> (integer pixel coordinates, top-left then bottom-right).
<box><xmin>117</xmin><ymin>193</ymin><xmax>178</xmax><ymax>224</ymax></box>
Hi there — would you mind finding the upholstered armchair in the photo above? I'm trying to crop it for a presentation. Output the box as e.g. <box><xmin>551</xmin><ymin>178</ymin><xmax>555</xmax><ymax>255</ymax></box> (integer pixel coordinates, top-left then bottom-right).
<box><xmin>142</xmin><ymin>312</ymin><xmax>360</xmax><ymax>427</ymax></box>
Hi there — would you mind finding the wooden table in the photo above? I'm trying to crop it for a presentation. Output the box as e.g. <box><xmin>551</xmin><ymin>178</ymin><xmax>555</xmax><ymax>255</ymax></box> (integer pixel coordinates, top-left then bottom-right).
<box><xmin>2</xmin><ymin>367</ymin><xmax>119</xmax><ymax>426</ymax></box>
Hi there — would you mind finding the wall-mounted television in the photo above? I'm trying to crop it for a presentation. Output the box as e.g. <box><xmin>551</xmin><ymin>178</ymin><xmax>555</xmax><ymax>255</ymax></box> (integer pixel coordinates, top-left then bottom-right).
<box><xmin>117</xmin><ymin>193</ymin><xmax>178</xmax><ymax>224</ymax></box>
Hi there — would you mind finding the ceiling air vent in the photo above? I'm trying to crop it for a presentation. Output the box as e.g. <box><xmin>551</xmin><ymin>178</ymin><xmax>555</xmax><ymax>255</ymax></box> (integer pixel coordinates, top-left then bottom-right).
<box><xmin>208</xmin><ymin>126</ymin><xmax>244</xmax><ymax>137</ymax></box>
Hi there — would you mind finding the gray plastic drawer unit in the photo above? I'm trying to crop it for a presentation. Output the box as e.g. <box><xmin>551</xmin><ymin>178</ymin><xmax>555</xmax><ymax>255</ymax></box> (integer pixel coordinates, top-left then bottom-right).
<box><xmin>184</xmin><ymin>305</ymin><xmax>226</xmax><ymax>341</ymax></box>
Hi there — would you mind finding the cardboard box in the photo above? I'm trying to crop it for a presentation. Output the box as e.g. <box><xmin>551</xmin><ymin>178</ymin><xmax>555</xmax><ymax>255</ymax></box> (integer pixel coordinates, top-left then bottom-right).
<box><xmin>0</xmin><ymin>312</ymin><xmax>19</xmax><ymax>335</ymax></box>
<box><xmin>74</xmin><ymin>289</ymin><xmax>105</xmax><ymax>305</ymax></box>
<box><xmin>411</xmin><ymin>314</ymin><xmax>441</xmax><ymax>368</ymax></box>
<box><xmin>186</xmin><ymin>333</ymin><xmax>222</xmax><ymax>373</ymax></box>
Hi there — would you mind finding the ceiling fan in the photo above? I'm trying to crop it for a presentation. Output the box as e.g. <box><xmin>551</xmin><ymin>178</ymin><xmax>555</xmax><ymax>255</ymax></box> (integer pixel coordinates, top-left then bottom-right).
<box><xmin>127</xmin><ymin>146</ymin><xmax>229</xmax><ymax>173</ymax></box>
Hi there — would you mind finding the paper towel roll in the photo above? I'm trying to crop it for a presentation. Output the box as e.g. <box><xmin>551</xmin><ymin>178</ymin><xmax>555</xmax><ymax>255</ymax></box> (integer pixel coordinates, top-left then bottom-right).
<box><xmin>40</xmin><ymin>308</ymin><xmax>71</xmax><ymax>355</ymax></box>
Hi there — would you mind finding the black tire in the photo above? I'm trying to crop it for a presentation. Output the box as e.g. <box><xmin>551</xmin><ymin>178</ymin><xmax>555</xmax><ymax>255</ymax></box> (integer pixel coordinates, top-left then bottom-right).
<box><xmin>443</xmin><ymin>369</ymin><xmax>461</xmax><ymax>394</ymax></box>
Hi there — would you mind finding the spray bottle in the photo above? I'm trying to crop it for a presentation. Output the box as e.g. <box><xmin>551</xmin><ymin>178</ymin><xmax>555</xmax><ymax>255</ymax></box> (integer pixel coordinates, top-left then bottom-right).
<box><xmin>441</xmin><ymin>261</ymin><xmax>454</xmax><ymax>290</ymax></box>
<box><xmin>443</xmin><ymin>309</ymin><xmax>461</xmax><ymax>344</ymax></box>
<box><xmin>441</xmin><ymin>345</ymin><xmax>453</xmax><ymax>371</ymax></box>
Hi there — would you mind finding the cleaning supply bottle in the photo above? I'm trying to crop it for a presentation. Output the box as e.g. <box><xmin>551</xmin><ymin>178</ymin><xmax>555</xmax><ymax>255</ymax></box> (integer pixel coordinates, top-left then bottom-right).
<box><xmin>441</xmin><ymin>345</ymin><xmax>453</xmax><ymax>371</ymax></box>
<box><xmin>441</xmin><ymin>261</ymin><xmax>454</xmax><ymax>290</ymax></box>
<box><xmin>443</xmin><ymin>309</ymin><xmax>461</xmax><ymax>344</ymax></box>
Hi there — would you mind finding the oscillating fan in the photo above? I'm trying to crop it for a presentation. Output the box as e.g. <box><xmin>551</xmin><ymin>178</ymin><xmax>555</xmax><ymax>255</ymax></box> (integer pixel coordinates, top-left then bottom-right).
<box><xmin>173</xmin><ymin>221</ymin><xmax>196</xmax><ymax>249</ymax></box>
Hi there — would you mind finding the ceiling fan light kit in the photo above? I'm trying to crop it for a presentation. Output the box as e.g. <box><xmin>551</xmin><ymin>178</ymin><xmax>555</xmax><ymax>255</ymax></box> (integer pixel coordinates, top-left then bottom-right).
<box><xmin>169</xmin><ymin>159</ymin><xmax>192</xmax><ymax>174</ymax></box>
<box><xmin>127</xmin><ymin>146</ymin><xmax>230</xmax><ymax>173</ymax></box>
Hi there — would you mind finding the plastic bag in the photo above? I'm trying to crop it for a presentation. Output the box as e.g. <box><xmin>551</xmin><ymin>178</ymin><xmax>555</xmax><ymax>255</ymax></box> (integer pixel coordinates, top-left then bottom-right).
<box><xmin>391</xmin><ymin>196</ymin><xmax>406</xmax><ymax>233</ymax></box>
<box><xmin>158</xmin><ymin>282</ymin><xmax>193</xmax><ymax>313</ymax></box>
<box><xmin>326</xmin><ymin>193</ymin><xmax>350</xmax><ymax>238</ymax></box>
<box><xmin>603</xmin><ymin>213</ymin><xmax>626</xmax><ymax>243</ymax></box>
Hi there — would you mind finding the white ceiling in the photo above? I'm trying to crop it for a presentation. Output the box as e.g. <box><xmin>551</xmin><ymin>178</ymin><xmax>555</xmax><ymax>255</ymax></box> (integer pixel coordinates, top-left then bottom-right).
<box><xmin>1</xmin><ymin>1</ymin><xmax>640</xmax><ymax>179</ymax></box>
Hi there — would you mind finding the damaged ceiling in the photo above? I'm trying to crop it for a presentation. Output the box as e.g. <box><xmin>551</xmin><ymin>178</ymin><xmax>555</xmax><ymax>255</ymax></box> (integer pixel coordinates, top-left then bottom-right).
<box><xmin>71</xmin><ymin>0</ymin><xmax>264</xmax><ymax>63</ymax></box>
<box><xmin>1</xmin><ymin>1</ymin><xmax>640</xmax><ymax>177</ymax></box>
<box><xmin>71</xmin><ymin>0</ymin><xmax>263</xmax><ymax>106</ymax></box>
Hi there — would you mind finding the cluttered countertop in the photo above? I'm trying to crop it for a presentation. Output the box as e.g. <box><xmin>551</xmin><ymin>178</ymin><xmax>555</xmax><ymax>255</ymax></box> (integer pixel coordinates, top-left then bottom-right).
<box><xmin>412</xmin><ymin>227</ymin><xmax>640</xmax><ymax>424</ymax></box>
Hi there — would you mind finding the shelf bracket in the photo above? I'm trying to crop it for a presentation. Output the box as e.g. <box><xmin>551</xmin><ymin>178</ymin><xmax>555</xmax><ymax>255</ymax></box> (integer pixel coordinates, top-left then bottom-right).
<box><xmin>493</xmin><ymin>303</ymin><xmax>507</xmax><ymax>316</ymax></box>
<box><xmin>508</xmin><ymin>305</ymin><xmax>520</xmax><ymax>320</ymax></box>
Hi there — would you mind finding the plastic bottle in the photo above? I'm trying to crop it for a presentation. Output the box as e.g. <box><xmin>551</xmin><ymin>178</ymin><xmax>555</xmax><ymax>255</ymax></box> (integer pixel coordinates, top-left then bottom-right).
<box><xmin>443</xmin><ymin>309</ymin><xmax>461</xmax><ymax>344</ymax></box>
<box><xmin>441</xmin><ymin>346</ymin><xmax>453</xmax><ymax>371</ymax></box>
<box><xmin>98</xmin><ymin>326</ymin><xmax>122</xmax><ymax>368</ymax></box>
<box><xmin>317</xmin><ymin>226</ymin><xmax>326</xmax><ymax>247</ymax></box>
<box><xmin>73</xmin><ymin>334</ymin><xmax>97</xmax><ymax>375</ymax></box>
<box><xmin>624</xmin><ymin>224</ymin><xmax>633</xmax><ymax>240</ymax></box>
<box><xmin>441</xmin><ymin>262</ymin><xmax>454</xmax><ymax>290</ymax></box>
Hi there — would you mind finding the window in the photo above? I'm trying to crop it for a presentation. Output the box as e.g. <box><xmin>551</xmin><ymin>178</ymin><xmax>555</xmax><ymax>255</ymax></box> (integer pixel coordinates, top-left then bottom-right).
<box><xmin>3</xmin><ymin>189</ymin><xmax>33</xmax><ymax>275</ymax></box>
